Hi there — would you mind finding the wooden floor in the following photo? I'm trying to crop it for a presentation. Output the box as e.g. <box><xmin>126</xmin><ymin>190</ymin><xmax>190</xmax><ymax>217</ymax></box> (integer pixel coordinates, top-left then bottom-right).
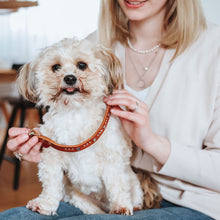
<box><xmin>0</xmin><ymin>110</ymin><xmax>42</xmax><ymax>212</ymax></box>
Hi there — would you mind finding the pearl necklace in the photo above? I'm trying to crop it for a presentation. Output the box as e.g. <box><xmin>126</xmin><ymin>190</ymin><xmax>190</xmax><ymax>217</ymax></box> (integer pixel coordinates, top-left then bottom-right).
<box><xmin>127</xmin><ymin>38</ymin><xmax>161</xmax><ymax>54</ymax></box>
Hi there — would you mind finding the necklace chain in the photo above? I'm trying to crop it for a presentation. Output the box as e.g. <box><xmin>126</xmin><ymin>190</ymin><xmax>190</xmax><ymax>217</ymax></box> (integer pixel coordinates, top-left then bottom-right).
<box><xmin>127</xmin><ymin>48</ymin><xmax>161</xmax><ymax>89</ymax></box>
<box><xmin>127</xmin><ymin>38</ymin><xmax>161</xmax><ymax>54</ymax></box>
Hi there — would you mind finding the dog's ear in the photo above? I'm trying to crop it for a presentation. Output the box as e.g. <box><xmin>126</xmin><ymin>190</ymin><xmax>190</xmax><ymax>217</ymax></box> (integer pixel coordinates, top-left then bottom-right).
<box><xmin>17</xmin><ymin>62</ymin><xmax>38</xmax><ymax>103</ymax></box>
<box><xmin>97</xmin><ymin>45</ymin><xmax>123</xmax><ymax>94</ymax></box>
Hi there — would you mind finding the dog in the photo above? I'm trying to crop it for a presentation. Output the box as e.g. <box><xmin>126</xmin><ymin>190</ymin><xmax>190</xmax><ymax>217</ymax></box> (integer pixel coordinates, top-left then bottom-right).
<box><xmin>17</xmin><ymin>38</ymin><xmax>160</xmax><ymax>216</ymax></box>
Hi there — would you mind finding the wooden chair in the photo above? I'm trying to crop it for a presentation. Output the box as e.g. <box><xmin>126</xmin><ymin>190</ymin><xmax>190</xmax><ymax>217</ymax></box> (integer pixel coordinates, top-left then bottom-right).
<box><xmin>0</xmin><ymin>101</ymin><xmax>9</xmax><ymax>123</ymax></box>
<box><xmin>0</xmin><ymin>96</ymin><xmax>43</xmax><ymax>190</ymax></box>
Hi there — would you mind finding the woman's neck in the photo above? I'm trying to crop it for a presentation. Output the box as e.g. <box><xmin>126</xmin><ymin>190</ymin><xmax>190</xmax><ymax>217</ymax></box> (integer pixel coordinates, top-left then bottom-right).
<box><xmin>129</xmin><ymin>15</ymin><xmax>164</xmax><ymax>49</ymax></box>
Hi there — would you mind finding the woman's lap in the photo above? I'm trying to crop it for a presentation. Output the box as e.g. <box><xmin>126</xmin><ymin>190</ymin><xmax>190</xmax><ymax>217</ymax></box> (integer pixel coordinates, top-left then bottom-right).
<box><xmin>0</xmin><ymin>200</ymin><xmax>212</xmax><ymax>220</ymax></box>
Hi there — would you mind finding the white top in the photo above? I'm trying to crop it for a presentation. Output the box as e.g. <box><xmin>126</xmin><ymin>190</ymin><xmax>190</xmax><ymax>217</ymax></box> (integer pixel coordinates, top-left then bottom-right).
<box><xmin>124</xmin><ymin>82</ymin><xmax>150</xmax><ymax>101</ymax></box>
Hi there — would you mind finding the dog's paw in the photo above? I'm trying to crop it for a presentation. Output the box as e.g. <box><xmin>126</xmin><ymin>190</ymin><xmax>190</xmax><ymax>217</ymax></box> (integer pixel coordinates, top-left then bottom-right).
<box><xmin>69</xmin><ymin>199</ymin><xmax>105</xmax><ymax>215</ymax></box>
<box><xmin>132</xmin><ymin>198</ymin><xmax>143</xmax><ymax>212</ymax></box>
<box><xmin>133</xmin><ymin>206</ymin><xmax>142</xmax><ymax>212</ymax></box>
<box><xmin>110</xmin><ymin>206</ymin><xmax>133</xmax><ymax>215</ymax></box>
<box><xmin>26</xmin><ymin>197</ymin><xmax>59</xmax><ymax>216</ymax></box>
<box><xmin>81</xmin><ymin>206</ymin><xmax>105</xmax><ymax>215</ymax></box>
<box><xmin>132</xmin><ymin>199</ymin><xmax>143</xmax><ymax>212</ymax></box>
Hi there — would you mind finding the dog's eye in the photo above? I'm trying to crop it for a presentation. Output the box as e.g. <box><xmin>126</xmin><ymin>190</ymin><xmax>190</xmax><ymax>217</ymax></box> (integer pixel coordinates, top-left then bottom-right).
<box><xmin>77</xmin><ymin>62</ymin><xmax>87</xmax><ymax>71</ymax></box>
<box><xmin>52</xmin><ymin>64</ymin><xmax>61</xmax><ymax>72</ymax></box>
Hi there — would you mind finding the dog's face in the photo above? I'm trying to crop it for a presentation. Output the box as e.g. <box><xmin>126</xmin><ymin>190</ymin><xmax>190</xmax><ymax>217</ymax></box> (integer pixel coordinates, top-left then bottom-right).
<box><xmin>17</xmin><ymin>38</ymin><xmax>123</xmax><ymax>108</ymax></box>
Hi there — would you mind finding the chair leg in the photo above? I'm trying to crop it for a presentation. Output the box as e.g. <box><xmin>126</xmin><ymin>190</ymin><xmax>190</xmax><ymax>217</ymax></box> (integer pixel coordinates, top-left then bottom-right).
<box><xmin>0</xmin><ymin>102</ymin><xmax>10</xmax><ymax>123</ymax></box>
<box><xmin>38</xmin><ymin>107</ymin><xmax>44</xmax><ymax>124</ymax></box>
<box><xmin>14</xmin><ymin>158</ymin><xmax>21</xmax><ymax>190</ymax></box>
<box><xmin>1</xmin><ymin>101</ymin><xmax>42</xmax><ymax>190</ymax></box>
<box><xmin>13</xmin><ymin>106</ymin><xmax>26</xmax><ymax>190</ymax></box>
<box><xmin>0</xmin><ymin>105</ymin><xmax>19</xmax><ymax>168</ymax></box>
<box><xmin>19</xmin><ymin>106</ymin><xmax>26</xmax><ymax>127</ymax></box>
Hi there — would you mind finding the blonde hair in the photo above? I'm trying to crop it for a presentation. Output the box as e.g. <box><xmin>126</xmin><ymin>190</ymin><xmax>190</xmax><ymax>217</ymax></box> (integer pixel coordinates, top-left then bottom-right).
<box><xmin>98</xmin><ymin>0</ymin><xmax>207</xmax><ymax>60</ymax></box>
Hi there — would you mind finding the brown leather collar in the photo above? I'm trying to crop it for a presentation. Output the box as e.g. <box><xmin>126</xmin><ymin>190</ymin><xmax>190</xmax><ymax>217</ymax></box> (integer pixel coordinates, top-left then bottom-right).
<box><xmin>29</xmin><ymin>105</ymin><xmax>111</xmax><ymax>152</ymax></box>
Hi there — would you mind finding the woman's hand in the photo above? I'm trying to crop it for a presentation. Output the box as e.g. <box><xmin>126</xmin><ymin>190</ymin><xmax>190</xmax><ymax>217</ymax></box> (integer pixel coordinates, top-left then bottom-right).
<box><xmin>104</xmin><ymin>89</ymin><xmax>171</xmax><ymax>166</ymax></box>
<box><xmin>7</xmin><ymin>127</ymin><xmax>42</xmax><ymax>163</ymax></box>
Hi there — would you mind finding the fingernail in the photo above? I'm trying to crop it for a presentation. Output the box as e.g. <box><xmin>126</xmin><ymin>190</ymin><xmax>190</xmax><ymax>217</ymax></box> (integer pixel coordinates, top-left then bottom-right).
<box><xmin>21</xmin><ymin>134</ymin><xmax>29</xmax><ymax>141</ymax></box>
<box><xmin>25</xmin><ymin>128</ymin><xmax>30</xmax><ymax>133</ymax></box>
<box><xmin>30</xmin><ymin>136</ymin><xmax>38</xmax><ymax>144</ymax></box>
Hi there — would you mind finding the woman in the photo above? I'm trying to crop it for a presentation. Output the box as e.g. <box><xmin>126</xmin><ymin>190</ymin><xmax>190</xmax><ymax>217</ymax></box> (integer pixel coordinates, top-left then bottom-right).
<box><xmin>1</xmin><ymin>0</ymin><xmax>219</xmax><ymax>219</ymax></box>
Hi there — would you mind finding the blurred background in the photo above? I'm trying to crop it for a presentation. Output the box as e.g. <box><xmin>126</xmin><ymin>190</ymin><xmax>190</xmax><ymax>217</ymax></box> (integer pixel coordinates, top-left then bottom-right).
<box><xmin>0</xmin><ymin>0</ymin><xmax>219</xmax><ymax>102</ymax></box>
<box><xmin>0</xmin><ymin>0</ymin><xmax>219</xmax><ymax>212</ymax></box>
<box><xmin>0</xmin><ymin>0</ymin><xmax>219</xmax><ymax>70</ymax></box>
<box><xmin>0</xmin><ymin>0</ymin><xmax>100</xmax><ymax>67</ymax></box>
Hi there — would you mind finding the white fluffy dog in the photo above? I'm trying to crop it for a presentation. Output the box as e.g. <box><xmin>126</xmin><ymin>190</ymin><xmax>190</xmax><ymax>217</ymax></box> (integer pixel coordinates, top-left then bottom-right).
<box><xmin>17</xmin><ymin>38</ymin><xmax>144</xmax><ymax>216</ymax></box>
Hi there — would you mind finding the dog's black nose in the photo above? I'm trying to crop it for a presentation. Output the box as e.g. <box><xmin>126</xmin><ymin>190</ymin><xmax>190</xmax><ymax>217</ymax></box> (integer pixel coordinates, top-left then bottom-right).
<box><xmin>64</xmin><ymin>75</ymin><xmax>77</xmax><ymax>85</ymax></box>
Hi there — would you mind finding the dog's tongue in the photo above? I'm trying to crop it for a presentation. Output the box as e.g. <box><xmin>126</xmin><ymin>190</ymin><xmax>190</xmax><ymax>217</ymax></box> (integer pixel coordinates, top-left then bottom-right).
<box><xmin>66</xmin><ymin>88</ymin><xmax>75</xmax><ymax>92</ymax></box>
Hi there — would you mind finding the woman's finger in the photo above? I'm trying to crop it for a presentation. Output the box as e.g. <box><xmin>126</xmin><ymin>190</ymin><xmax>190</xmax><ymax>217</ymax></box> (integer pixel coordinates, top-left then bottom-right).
<box><xmin>8</xmin><ymin>127</ymin><xmax>30</xmax><ymax>138</ymax></box>
<box><xmin>7</xmin><ymin>133</ymin><xmax>29</xmax><ymax>151</ymax></box>
<box><xmin>110</xmin><ymin>90</ymin><xmax>136</xmax><ymax>100</ymax></box>
<box><xmin>23</xmin><ymin>142</ymin><xmax>42</xmax><ymax>163</ymax></box>
<box><xmin>105</xmin><ymin>91</ymin><xmax>148</xmax><ymax>110</ymax></box>
<box><xmin>17</xmin><ymin>136</ymin><xmax>39</xmax><ymax>155</ymax></box>
<box><xmin>30</xmin><ymin>142</ymin><xmax>42</xmax><ymax>154</ymax></box>
<box><xmin>107</xmin><ymin>97</ymin><xmax>143</xmax><ymax>113</ymax></box>
<box><xmin>111</xmin><ymin>108</ymin><xmax>146</xmax><ymax>125</ymax></box>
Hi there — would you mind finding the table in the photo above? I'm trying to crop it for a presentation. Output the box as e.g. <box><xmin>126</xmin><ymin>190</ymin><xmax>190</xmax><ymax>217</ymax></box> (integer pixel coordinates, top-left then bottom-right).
<box><xmin>0</xmin><ymin>69</ymin><xmax>17</xmax><ymax>82</ymax></box>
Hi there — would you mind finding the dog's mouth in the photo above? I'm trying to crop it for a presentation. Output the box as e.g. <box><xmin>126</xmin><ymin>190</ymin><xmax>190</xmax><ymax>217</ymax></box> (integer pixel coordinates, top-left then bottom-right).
<box><xmin>51</xmin><ymin>79</ymin><xmax>88</xmax><ymax>102</ymax></box>
<box><xmin>62</xmin><ymin>87</ymin><xmax>80</xmax><ymax>95</ymax></box>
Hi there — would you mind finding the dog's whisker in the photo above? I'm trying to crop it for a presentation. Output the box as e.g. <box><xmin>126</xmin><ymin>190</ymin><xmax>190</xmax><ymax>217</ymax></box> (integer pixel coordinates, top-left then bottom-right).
<box><xmin>64</xmin><ymin>98</ymin><xmax>69</xmax><ymax>105</ymax></box>
<box><xmin>51</xmin><ymin>88</ymin><xmax>63</xmax><ymax>102</ymax></box>
<box><xmin>78</xmin><ymin>78</ymin><xmax>84</xmax><ymax>93</ymax></box>
<box><xmin>78</xmin><ymin>77</ymin><xmax>89</xmax><ymax>94</ymax></box>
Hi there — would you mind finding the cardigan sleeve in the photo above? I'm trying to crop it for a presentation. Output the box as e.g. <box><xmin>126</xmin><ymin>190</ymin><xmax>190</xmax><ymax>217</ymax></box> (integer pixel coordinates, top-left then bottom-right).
<box><xmin>158</xmin><ymin>49</ymin><xmax>220</xmax><ymax>192</ymax></box>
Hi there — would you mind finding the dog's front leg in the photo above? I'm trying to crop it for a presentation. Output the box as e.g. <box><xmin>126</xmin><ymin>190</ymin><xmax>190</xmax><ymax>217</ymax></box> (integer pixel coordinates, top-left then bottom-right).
<box><xmin>26</xmin><ymin>152</ymin><xmax>64</xmax><ymax>215</ymax></box>
<box><xmin>102</xmin><ymin>166</ymin><xmax>133</xmax><ymax>215</ymax></box>
<box><xmin>66</xmin><ymin>186</ymin><xmax>105</xmax><ymax>214</ymax></box>
<box><xmin>129</xmin><ymin>168</ymin><xmax>144</xmax><ymax>211</ymax></box>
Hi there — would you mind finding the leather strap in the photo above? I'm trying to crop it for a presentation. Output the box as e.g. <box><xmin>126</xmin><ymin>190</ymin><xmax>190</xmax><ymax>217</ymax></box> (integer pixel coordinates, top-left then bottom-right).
<box><xmin>29</xmin><ymin>105</ymin><xmax>112</xmax><ymax>152</ymax></box>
